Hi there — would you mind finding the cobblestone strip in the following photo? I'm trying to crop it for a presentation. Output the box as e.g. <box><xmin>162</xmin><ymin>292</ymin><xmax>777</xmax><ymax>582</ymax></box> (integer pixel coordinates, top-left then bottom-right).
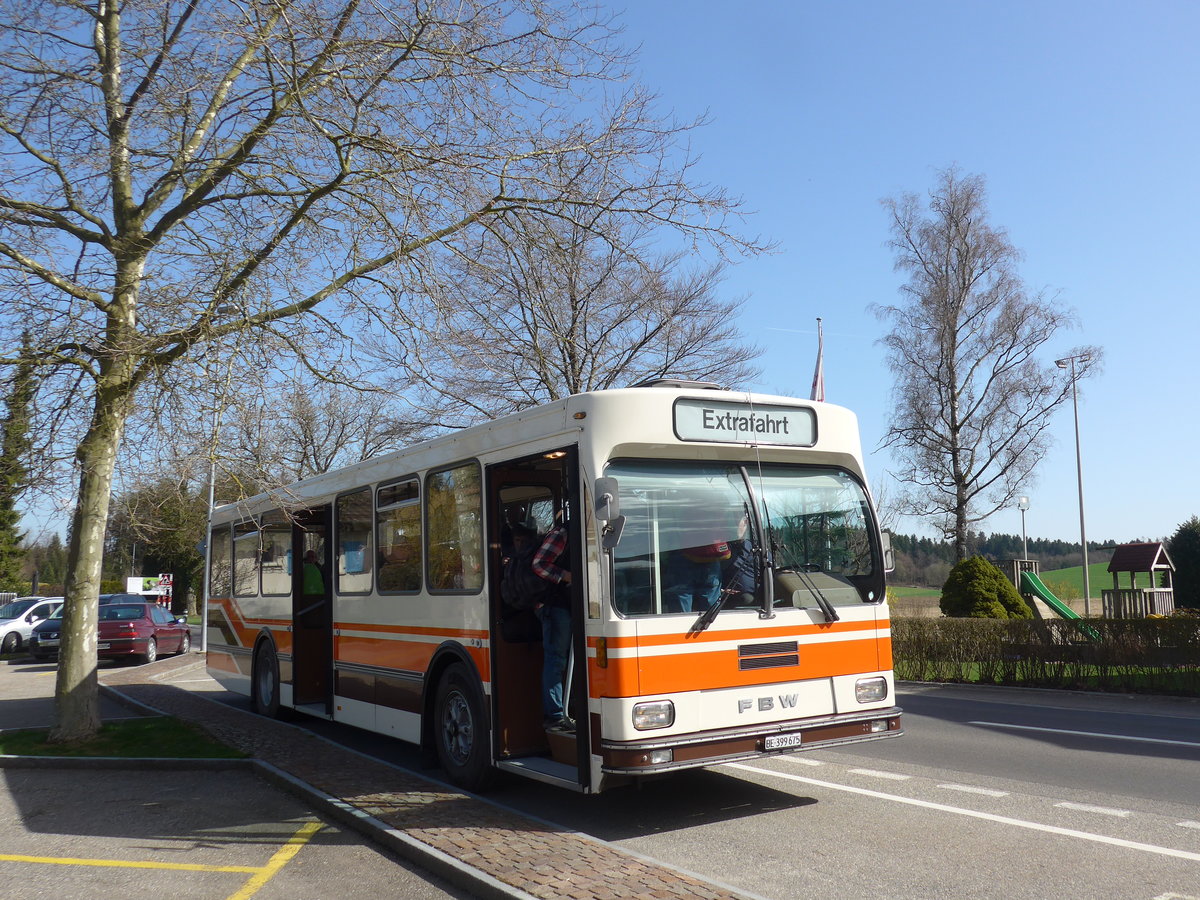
<box><xmin>100</xmin><ymin>660</ymin><xmax>746</xmax><ymax>900</ymax></box>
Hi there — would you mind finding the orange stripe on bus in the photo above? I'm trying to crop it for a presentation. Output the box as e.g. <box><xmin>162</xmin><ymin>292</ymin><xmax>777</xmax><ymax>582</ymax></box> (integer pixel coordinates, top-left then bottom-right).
<box><xmin>588</xmin><ymin>636</ymin><xmax>888</xmax><ymax>697</ymax></box>
<box><xmin>593</xmin><ymin>617</ymin><xmax>889</xmax><ymax>651</ymax></box>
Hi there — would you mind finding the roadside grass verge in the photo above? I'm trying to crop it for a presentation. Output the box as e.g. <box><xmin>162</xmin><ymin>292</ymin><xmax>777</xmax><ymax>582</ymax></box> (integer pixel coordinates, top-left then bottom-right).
<box><xmin>0</xmin><ymin>716</ymin><xmax>245</xmax><ymax>759</ymax></box>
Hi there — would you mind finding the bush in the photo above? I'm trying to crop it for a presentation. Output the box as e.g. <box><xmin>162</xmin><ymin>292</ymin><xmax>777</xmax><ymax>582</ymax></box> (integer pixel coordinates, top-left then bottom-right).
<box><xmin>1168</xmin><ymin>516</ymin><xmax>1200</xmax><ymax>609</ymax></box>
<box><xmin>940</xmin><ymin>556</ymin><xmax>1032</xmax><ymax>619</ymax></box>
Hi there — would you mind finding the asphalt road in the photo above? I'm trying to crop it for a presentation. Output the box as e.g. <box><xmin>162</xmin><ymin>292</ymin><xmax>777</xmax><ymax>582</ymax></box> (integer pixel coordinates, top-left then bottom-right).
<box><xmin>256</xmin><ymin>679</ymin><xmax>1200</xmax><ymax>900</ymax></box>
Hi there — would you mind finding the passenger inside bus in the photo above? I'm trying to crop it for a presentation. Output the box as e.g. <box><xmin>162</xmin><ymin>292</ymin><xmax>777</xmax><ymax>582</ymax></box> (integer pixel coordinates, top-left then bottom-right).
<box><xmin>532</xmin><ymin>516</ymin><xmax>573</xmax><ymax>732</ymax></box>
<box><xmin>302</xmin><ymin>549</ymin><xmax>325</xmax><ymax>594</ymax></box>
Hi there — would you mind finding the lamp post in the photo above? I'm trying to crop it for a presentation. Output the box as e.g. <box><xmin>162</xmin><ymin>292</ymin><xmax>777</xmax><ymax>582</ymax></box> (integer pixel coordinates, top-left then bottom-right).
<box><xmin>1018</xmin><ymin>496</ymin><xmax>1029</xmax><ymax>561</ymax></box>
<box><xmin>200</xmin><ymin>306</ymin><xmax>239</xmax><ymax>654</ymax></box>
<box><xmin>1056</xmin><ymin>354</ymin><xmax>1091</xmax><ymax>616</ymax></box>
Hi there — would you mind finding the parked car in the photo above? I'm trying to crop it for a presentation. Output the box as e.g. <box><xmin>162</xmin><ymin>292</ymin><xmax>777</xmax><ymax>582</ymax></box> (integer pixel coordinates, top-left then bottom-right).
<box><xmin>99</xmin><ymin>592</ymin><xmax>150</xmax><ymax>605</ymax></box>
<box><xmin>97</xmin><ymin>602</ymin><xmax>190</xmax><ymax>664</ymax></box>
<box><xmin>0</xmin><ymin>597</ymin><xmax>65</xmax><ymax>655</ymax></box>
<box><xmin>28</xmin><ymin>614</ymin><xmax>63</xmax><ymax>662</ymax></box>
<box><xmin>30</xmin><ymin>602</ymin><xmax>189</xmax><ymax>664</ymax></box>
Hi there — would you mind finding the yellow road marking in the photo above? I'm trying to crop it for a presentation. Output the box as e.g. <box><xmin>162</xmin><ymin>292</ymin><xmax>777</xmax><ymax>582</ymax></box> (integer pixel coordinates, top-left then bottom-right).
<box><xmin>0</xmin><ymin>854</ymin><xmax>258</xmax><ymax>873</ymax></box>
<box><xmin>0</xmin><ymin>818</ymin><xmax>324</xmax><ymax>899</ymax></box>
<box><xmin>226</xmin><ymin>820</ymin><xmax>324</xmax><ymax>900</ymax></box>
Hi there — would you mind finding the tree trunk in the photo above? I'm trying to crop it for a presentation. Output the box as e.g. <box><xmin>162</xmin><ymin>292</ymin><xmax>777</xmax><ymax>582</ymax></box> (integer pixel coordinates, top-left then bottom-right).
<box><xmin>50</xmin><ymin>306</ymin><xmax>139</xmax><ymax>743</ymax></box>
<box><xmin>50</xmin><ymin>416</ymin><xmax>125</xmax><ymax>742</ymax></box>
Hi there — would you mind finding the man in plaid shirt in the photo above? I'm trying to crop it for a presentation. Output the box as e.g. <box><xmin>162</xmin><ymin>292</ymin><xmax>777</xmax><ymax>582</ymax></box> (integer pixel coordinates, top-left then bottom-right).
<box><xmin>533</xmin><ymin>519</ymin><xmax>573</xmax><ymax>731</ymax></box>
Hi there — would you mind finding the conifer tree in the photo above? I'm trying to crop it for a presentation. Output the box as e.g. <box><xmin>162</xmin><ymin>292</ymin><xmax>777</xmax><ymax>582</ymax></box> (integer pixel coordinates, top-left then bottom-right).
<box><xmin>0</xmin><ymin>332</ymin><xmax>35</xmax><ymax>590</ymax></box>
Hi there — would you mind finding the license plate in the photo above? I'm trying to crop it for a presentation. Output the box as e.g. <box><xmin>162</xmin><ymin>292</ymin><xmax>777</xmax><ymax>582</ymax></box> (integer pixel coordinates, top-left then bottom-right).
<box><xmin>765</xmin><ymin>732</ymin><xmax>803</xmax><ymax>750</ymax></box>
<box><xmin>41</xmin><ymin>639</ymin><xmax>59</xmax><ymax>647</ymax></box>
<box><xmin>97</xmin><ymin>642</ymin><xmax>110</xmax><ymax>649</ymax></box>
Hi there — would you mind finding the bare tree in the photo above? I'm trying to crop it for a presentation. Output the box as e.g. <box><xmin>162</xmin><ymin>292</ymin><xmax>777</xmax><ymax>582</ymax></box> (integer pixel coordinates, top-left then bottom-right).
<box><xmin>390</xmin><ymin>214</ymin><xmax>760</xmax><ymax>425</ymax></box>
<box><xmin>221</xmin><ymin>376</ymin><xmax>428</xmax><ymax>487</ymax></box>
<box><xmin>0</xmin><ymin>0</ymin><xmax>763</xmax><ymax>741</ymax></box>
<box><xmin>875</xmin><ymin>167</ymin><xmax>1100</xmax><ymax>561</ymax></box>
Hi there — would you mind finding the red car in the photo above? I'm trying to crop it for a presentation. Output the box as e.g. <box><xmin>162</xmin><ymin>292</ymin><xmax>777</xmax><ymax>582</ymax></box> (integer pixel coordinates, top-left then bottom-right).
<box><xmin>98</xmin><ymin>603</ymin><xmax>191</xmax><ymax>664</ymax></box>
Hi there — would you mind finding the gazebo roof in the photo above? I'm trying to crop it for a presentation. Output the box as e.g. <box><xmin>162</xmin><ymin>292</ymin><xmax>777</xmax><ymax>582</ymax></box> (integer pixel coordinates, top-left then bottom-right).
<box><xmin>1107</xmin><ymin>541</ymin><xmax>1174</xmax><ymax>574</ymax></box>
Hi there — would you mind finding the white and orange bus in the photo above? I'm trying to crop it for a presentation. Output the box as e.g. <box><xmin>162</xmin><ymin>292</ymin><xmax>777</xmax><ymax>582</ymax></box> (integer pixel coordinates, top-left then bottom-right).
<box><xmin>205</xmin><ymin>380</ymin><xmax>902</xmax><ymax>792</ymax></box>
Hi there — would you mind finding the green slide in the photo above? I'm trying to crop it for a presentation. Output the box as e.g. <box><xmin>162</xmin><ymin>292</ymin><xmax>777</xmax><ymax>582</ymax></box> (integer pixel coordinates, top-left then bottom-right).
<box><xmin>1019</xmin><ymin>571</ymin><xmax>1099</xmax><ymax>640</ymax></box>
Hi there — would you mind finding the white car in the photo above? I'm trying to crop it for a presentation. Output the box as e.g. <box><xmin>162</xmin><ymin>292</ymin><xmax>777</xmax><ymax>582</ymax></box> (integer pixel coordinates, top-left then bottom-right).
<box><xmin>0</xmin><ymin>597</ymin><xmax>65</xmax><ymax>655</ymax></box>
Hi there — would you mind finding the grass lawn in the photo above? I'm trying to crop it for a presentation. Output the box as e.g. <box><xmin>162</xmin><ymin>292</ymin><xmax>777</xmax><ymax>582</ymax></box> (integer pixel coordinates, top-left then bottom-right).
<box><xmin>0</xmin><ymin>716</ymin><xmax>244</xmax><ymax>758</ymax></box>
<box><xmin>889</xmin><ymin>585</ymin><xmax>941</xmax><ymax>598</ymax></box>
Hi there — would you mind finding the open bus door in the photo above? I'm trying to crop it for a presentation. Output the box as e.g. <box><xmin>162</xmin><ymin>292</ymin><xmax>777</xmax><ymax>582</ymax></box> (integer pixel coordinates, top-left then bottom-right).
<box><xmin>291</xmin><ymin>506</ymin><xmax>333</xmax><ymax>714</ymax></box>
<box><xmin>486</xmin><ymin>449</ymin><xmax>588</xmax><ymax>788</ymax></box>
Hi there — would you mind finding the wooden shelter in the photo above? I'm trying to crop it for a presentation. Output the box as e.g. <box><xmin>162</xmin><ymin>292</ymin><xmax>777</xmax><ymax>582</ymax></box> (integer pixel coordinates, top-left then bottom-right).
<box><xmin>1102</xmin><ymin>542</ymin><xmax>1175</xmax><ymax>618</ymax></box>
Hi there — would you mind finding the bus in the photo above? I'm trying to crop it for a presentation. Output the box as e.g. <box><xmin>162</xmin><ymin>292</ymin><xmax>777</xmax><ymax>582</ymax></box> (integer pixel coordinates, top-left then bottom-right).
<box><xmin>205</xmin><ymin>380</ymin><xmax>902</xmax><ymax>792</ymax></box>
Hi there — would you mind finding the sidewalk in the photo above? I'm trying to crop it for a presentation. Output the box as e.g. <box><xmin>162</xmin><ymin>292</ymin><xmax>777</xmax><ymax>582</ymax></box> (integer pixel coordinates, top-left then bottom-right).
<box><xmin>18</xmin><ymin>656</ymin><xmax>750</xmax><ymax>900</ymax></box>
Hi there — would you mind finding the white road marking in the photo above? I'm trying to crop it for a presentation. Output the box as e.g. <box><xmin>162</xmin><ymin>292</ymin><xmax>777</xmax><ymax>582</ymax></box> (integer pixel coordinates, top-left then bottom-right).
<box><xmin>849</xmin><ymin>768</ymin><xmax>910</xmax><ymax>780</ymax></box>
<box><xmin>1176</xmin><ymin>821</ymin><xmax>1200</xmax><ymax>830</ymax></box>
<box><xmin>780</xmin><ymin>756</ymin><xmax>824</xmax><ymax>766</ymax></box>
<box><xmin>938</xmin><ymin>783</ymin><xmax>1009</xmax><ymax>798</ymax></box>
<box><xmin>724</xmin><ymin>762</ymin><xmax>1200</xmax><ymax>863</ymax></box>
<box><xmin>969</xmin><ymin>721</ymin><xmax>1200</xmax><ymax>749</ymax></box>
<box><xmin>1055</xmin><ymin>801</ymin><xmax>1132</xmax><ymax>818</ymax></box>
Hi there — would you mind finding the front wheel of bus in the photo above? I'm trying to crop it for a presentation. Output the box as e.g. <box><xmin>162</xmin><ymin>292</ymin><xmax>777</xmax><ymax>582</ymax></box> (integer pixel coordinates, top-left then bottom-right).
<box><xmin>253</xmin><ymin>640</ymin><xmax>281</xmax><ymax>719</ymax></box>
<box><xmin>434</xmin><ymin>663</ymin><xmax>492</xmax><ymax>792</ymax></box>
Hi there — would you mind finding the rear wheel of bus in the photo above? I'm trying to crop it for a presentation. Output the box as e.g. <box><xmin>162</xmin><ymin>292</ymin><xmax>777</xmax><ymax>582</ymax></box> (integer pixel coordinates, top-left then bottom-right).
<box><xmin>434</xmin><ymin>662</ymin><xmax>492</xmax><ymax>791</ymax></box>
<box><xmin>252</xmin><ymin>638</ymin><xmax>281</xmax><ymax>718</ymax></box>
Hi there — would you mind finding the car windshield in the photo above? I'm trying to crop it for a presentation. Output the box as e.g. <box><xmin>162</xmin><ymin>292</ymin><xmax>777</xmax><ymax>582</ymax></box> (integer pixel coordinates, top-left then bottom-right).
<box><xmin>100</xmin><ymin>605</ymin><xmax>146</xmax><ymax>621</ymax></box>
<box><xmin>606</xmin><ymin>460</ymin><xmax>883</xmax><ymax>617</ymax></box>
<box><xmin>0</xmin><ymin>599</ymin><xmax>37</xmax><ymax>619</ymax></box>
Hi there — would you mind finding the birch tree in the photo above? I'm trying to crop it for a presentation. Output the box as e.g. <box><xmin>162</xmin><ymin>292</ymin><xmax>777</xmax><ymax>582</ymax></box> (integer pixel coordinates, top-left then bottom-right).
<box><xmin>0</xmin><ymin>0</ymin><xmax>761</xmax><ymax>741</ymax></box>
<box><xmin>875</xmin><ymin>168</ymin><xmax>1100</xmax><ymax>561</ymax></box>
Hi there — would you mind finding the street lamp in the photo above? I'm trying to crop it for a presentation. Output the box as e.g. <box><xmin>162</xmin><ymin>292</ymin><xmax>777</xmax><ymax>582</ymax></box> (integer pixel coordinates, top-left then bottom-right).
<box><xmin>200</xmin><ymin>305</ymin><xmax>239</xmax><ymax>654</ymax></box>
<box><xmin>1056</xmin><ymin>354</ymin><xmax>1091</xmax><ymax>616</ymax></box>
<box><xmin>1017</xmin><ymin>496</ymin><xmax>1030</xmax><ymax>561</ymax></box>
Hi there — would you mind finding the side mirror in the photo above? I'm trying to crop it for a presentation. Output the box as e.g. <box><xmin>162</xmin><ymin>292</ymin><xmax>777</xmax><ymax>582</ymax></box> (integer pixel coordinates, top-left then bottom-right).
<box><xmin>881</xmin><ymin>531</ymin><xmax>896</xmax><ymax>574</ymax></box>
<box><xmin>594</xmin><ymin>477</ymin><xmax>620</xmax><ymax>521</ymax></box>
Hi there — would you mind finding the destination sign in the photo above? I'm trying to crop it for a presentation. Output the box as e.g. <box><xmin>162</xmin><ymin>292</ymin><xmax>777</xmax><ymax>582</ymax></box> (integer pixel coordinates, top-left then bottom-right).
<box><xmin>673</xmin><ymin>399</ymin><xmax>816</xmax><ymax>447</ymax></box>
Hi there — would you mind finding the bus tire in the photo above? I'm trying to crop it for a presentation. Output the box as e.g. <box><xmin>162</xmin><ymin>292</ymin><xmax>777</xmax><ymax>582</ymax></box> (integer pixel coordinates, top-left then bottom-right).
<box><xmin>433</xmin><ymin>662</ymin><xmax>492</xmax><ymax>792</ymax></box>
<box><xmin>252</xmin><ymin>639</ymin><xmax>281</xmax><ymax>719</ymax></box>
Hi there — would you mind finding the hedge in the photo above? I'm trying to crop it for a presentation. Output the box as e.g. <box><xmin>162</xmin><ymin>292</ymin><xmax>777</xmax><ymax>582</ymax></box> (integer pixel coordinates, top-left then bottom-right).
<box><xmin>891</xmin><ymin>615</ymin><xmax>1200</xmax><ymax>696</ymax></box>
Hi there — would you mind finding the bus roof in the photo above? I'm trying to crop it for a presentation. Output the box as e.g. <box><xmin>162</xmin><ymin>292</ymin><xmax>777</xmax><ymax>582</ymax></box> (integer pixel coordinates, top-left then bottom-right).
<box><xmin>211</xmin><ymin>384</ymin><xmax>863</xmax><ymax>524</ymax></box>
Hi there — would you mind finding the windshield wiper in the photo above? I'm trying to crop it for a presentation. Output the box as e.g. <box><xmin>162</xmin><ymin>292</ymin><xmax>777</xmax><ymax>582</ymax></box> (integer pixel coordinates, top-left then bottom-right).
<box><xmin>689</xmin><ymin>588</ymin><xmax>734</xmax><ymax>635</ymax></box>
<box><xmin>774</xmin><ymin>554</ymin><xmax>840</xmax><ymax>623</ymax></box>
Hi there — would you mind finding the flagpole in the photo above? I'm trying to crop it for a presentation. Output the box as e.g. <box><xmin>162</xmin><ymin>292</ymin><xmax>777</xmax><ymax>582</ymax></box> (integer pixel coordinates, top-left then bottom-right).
<box><xmin>810</xmin><ymin>317</ymin><xmax>825</xmax><ymax>402</ymax></box>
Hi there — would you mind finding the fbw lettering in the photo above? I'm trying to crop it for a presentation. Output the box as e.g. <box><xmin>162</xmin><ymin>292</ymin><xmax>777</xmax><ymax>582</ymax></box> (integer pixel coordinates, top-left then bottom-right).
<box><xmin>738</xmin><ymin>694</ymin><xmax>800</xmax><ymax>713</ymax></box>
<box><xmin>702</xmin><ymin>408</ymin><xmax>791</xmax><ymax>435</ymax></box>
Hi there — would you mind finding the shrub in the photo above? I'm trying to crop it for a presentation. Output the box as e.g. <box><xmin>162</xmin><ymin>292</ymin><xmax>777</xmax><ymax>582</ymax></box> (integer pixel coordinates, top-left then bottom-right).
<box><xmin>1168</xmin><ymin>516</ymin><xmax>1200</xmax><ymax>609</ymax></box>
<box><xmin>940</xmin><ymin>556</ymin><xmax>1032</xmax><ymax>619</ymax></box>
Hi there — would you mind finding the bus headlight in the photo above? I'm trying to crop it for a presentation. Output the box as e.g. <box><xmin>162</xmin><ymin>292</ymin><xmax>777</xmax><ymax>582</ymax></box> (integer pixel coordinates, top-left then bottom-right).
<box><xmin>855</xmin><ymin>677</ymin><xmax>888</xmax><ymax>703</ymax></box>
<box><xmin>633</xmin><ymin>700</ymin><xmax>675</xmax><ymax>730</ymax></box>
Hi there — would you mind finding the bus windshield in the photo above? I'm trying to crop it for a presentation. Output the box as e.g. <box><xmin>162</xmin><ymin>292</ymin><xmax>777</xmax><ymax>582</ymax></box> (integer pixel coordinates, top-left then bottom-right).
<box><xmin>606</xmin><ymin>460</ymin><xmax>882</xmax><ymax>617</ymax></box>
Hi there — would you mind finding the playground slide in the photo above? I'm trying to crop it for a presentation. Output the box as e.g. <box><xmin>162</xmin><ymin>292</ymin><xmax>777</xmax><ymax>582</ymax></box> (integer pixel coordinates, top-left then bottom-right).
<box><xmin>1019</xmin><ymin>571</ymin><xmax>1082</xmax><ymax>619</ymax></box>
<box><xmin>1020</xmin><ymin>571</ymin><xmax>1100</xmax><ymax>640</ymax></box>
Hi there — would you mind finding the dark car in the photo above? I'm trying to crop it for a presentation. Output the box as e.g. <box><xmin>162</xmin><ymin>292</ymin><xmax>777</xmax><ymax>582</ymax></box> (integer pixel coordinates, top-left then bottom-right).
<box><xmin>30</xmin><ymin>602</ymin><xmax>190</xmax><ymax>664</ymax></box>
<box><xmin>28</xmin><ymin>614</ymin><xmax>64</xmax><ymax>662</ymax></box>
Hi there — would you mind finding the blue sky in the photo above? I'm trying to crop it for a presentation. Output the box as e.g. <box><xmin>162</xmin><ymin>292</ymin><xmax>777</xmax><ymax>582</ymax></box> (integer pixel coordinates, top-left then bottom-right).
<box><xmin>614</xmin><ymin>0</ymin><xmax>1200</xmax><ymax>545</ymax></box>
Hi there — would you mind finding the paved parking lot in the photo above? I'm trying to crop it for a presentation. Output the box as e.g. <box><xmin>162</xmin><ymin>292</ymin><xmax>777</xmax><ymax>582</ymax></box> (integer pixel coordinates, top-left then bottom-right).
<box><xmin>0</xmin><ymin>659</ymin><xmax>471</xmax><ymax>900</ymax></box>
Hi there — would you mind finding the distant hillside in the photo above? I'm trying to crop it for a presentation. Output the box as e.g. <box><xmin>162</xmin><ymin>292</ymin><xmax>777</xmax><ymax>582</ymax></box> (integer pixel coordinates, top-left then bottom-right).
<box><xmin>887</xmin><ymin>531</ymin><xmax>1156</xmax><ymax>589</ymax></box>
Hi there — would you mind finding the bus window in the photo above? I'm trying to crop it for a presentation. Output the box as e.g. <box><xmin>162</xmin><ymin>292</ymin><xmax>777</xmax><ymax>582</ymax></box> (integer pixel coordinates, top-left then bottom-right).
<box><xmin>337</xmin><ymin>489</ymin><xmax>373</xmax><ymax>594</ymax></box>
<box><xmin>260</xmin><ymin>518</ymin><xmax>291</xmax><ymax>596</ymax></box>
<box><xmin>377</xmin><ymin>478</ymin><xmax>421</xmax><ymax>592</ymax></box>
<box><xmin>233</xmin><ymin>523</ymin><xmax>260</xmax><ymax>597</ymax></box>
<box><xmin>606</xmin><ymin>461</ymin><xmax>881</xmax><ymax>616</ymax></box>
<box><xmin>426</xmin><ymin>462</ymin><xmax>483</xmax><ymax>592</ymax></box>
<box><xmin>210</xmin><ymin>525</ymin><xmax>232</xmax><ymax>598</ymax></box>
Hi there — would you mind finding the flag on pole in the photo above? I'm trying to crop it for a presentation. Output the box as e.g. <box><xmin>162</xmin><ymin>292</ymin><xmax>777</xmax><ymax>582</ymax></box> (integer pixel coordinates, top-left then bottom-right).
<box><xmin>810</xmin><ymin>317</ymin><xmax>825</xmax><ymax>402</ymax></box>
